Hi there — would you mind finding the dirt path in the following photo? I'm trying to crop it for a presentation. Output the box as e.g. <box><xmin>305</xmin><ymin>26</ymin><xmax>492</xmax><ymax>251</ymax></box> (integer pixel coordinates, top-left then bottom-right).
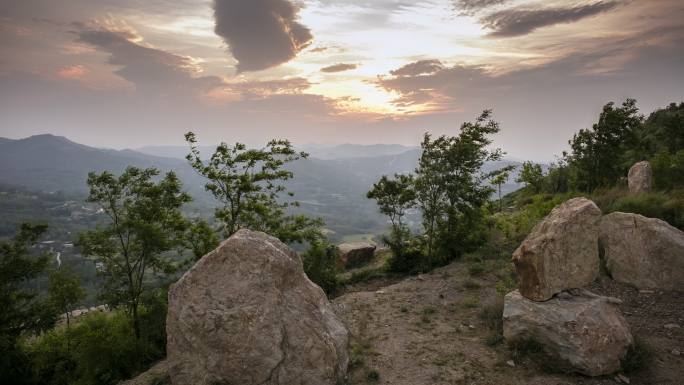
<box><xmin>333</xmin><ymin>261</ymin><xmax>684</xmax><ymax>385</ymax></box>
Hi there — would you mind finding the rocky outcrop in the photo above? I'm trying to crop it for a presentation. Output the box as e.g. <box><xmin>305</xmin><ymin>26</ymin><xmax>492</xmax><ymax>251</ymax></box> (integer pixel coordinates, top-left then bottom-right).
<box><xmin>628</xmin><ymin>161</ymin><xmax>652</xmax><ymax>194</ymax></box>
<box><xmin>600</xmin><ymin>212</ymin><xmax>684</xmax><ymax>290</ymax></box>
<box><xmin>503</xmin><ymin>290</ymin><xmax>633</xmax><ymax>376</ymax></box>
<box><xmin>166</xmin><ymin>229</ymin><xmax>349</xmax><ymax>385</ymax></box>
<box><xmin>337</xmin><ymin>242</ymin><xmax>376</xmax><ymax>268</ymax></box>
<box><xmin>512</xmin><ymin>197</ymin><xmax>602</xmax><ymax>301</ymax></box>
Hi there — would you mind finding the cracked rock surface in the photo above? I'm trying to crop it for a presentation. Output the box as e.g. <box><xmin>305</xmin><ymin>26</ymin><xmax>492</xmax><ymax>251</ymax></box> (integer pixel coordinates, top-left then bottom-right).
<box><xmin>166</xmin><ymin>229</ymin><xmax>349</xmax><ymax>385</ymax></box>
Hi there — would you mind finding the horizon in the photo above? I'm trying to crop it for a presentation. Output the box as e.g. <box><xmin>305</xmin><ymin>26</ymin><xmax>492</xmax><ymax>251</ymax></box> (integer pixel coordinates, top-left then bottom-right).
<box><xmin>2</xmin><ymin>1</ymin><xmax>683</xmax><ymax>161</ymax></box>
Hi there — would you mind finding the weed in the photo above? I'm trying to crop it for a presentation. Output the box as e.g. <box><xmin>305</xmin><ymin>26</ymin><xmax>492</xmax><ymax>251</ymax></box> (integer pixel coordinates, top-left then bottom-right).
<box><xmin>621</xmin><ymin>338</ymin><xmax>652</xmax><ymax>374</ymax></box>
<box><xmin>366</xmin><ymin>369</ymin><xmax>380</xmax><ymax>382</ymax></box>
<box><xmin>461</xmin><ymin>297</ymin><xmax>480</xmax><ymax>309</ymax></box>
<box><xmin>463</xmin><ymin>279</ymin><xmax>481</xmax><ymax>290</ymax></box>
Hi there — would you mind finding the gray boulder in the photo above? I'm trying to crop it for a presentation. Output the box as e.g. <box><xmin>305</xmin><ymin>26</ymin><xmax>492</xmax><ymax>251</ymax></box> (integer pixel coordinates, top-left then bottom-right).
<box><xmin>600</xmin><ymin>212</ymin><xmax>684</xmax><ymax>290</ymax></box>
<box><xmin>503</xmin><ymin>290</ymin><xmax>633</xmax><ymax>376</ymax></box>
<box><xmin>512</xmin><ymin>197</ymin><xmax>602</xmax><ymax>301</ymax></box>
<box><xmin>337</xmin><ymin>242</ymin><xmax>376</xmax><ymax>268</ymax></box>
<box><xmin>627</xmin><ymin>161</ymin><xmax>652</xmax><ymax>194</ymax></box>
<box><xmin>166</xmin><ymin>229</ymin><xmax>349</xmax><ymax>385</ymax></box>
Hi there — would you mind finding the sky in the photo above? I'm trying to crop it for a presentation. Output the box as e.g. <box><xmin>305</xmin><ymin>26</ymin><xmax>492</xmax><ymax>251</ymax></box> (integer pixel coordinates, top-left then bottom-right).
<box><xmin>0</xmin><ymin>0</ymin><xmax>682</xmax><ymax>161</ymax></box>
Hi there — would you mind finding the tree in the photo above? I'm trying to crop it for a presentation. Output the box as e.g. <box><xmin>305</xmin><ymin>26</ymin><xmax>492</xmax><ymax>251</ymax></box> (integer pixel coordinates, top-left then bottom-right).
<box><xmin>185</xmin><ymin>132</ymin><xmax>323</xmax><ymax>244</ymax></box>
<box><xmin>516</xmin><ymin>161</ymin><xmax>544</xmax><ymax>193</ymax></box>
<box><xmin>415</xmin><ymin>111</ymin><xmax>502</xmax><ymax>263</ymax></box>
<box><xmin>489</xmin><ymin>165</ymin><xmax>516</xmax><ymax>212</ymax></box>
<box><xmin>566</xmin><ymin>99</ymin><xmax>642</xmax><ymax>191</ymax></box>
<box><xmin>0</xmin><ymin>223</ymin><xmax>56</xmax><ymax>383</ymax></box>
<box><xmin>49</xmin><ymin>267</ymin><xmax>86</xmax><ymax>329</ymax></box>
<box><xmin>76</xmin><ymin>167</ymin><xmax>190</xmax><ymax>339</ymax></box>
<box><xmin>367</xmin><ymin>174</ymin><xmax>415</xmax><ymax>236</ymax></box>
<box><xmin>184</xmin><ymin>219</ymin><xmax>220</xmax><ymax>261</ymax></box>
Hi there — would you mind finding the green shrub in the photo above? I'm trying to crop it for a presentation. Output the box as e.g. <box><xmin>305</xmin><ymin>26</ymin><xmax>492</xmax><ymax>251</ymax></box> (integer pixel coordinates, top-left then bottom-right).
<box><xmin>302</xmin><ymin>241</ymin><xmax>340</xmax><ymax>296</ymax></box>
<box><xmin>603</xmin><ymin>191</ymin><xmax>684</xmax><ymax>229</ymax></box>
<box><xmin>366</xmin><ymin>369</ymin><xmax>380</xmax><ymax>382</ymax></box>
<box><xmin>27</xmin><ymin>307</ymin><xmax>166</xmax><ymax>385</ymax></box>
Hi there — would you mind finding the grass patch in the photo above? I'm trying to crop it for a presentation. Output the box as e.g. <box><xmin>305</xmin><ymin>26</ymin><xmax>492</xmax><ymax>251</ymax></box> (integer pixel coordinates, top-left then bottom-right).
<box><xmin>366</xmin><ymin>369</ymin><xmax>380</xmax><ymax>382</ymax></box>
<box><xmin>461</xmin><ymin>297</ymin><xmax>480</xmax><ymax>309</ymax></box>
<box><xmin>468</xmin><ymin>262</ymin><xmax>486</xmax><ymax>276</ymax></box>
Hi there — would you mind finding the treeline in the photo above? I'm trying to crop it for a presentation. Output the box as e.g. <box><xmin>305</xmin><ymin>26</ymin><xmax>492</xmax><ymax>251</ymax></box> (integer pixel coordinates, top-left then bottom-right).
<box><xmin>0</xmin><ymin>133</ymin><xmax>329</xmax><ymax>385</ymax></box>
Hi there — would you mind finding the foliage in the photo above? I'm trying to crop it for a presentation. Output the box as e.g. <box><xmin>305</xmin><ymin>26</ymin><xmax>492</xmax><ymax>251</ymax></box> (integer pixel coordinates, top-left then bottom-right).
<box><xmin>489</xmin><ymin>164</ymin><xmax>516</xmax><ymax>211</ymax></box>
<box><xmin>600</xmin><ymin>190</ymin><xmax>684</xmax><ymax>229</ymax></box>
<box><xmin>185</xmin><ymin>132</ymin><xmax>323</xmax><ymax>244</ymax></box>
<box><xmin>76</xmin><ymin>167</ymin><xmax>190</xmax><ymax>339</ymax></box>
<box><xmin>566</xmin><ymin>99</ymin><xmax>642</xmax><ymax>191</ymax></box>
<box><xmin>0</xmin><ymin>223</ymin><xmax>56</xmax><ymax>384</ymax></box>
<box><xmin>621</xmin><ymin>338</ymin><xmax>652</xmax><ymax>374</ymax></box>
<box><xmin>651</xmin><ymin>149</ymin><xmax>684</xmax><ymax>190</ymax></box>
<box><xmin>516</xmin><ymin>161</ymin><xmax>543</xmax><ymax>193</ymax></box>
<box><xmin>49</xmin><ymin>267</ymin><xmax>86</xmax><ymax>328</ymax></box>
<box><xmin>184</xmin><ymin>219</ymin><xmax>220</xmax><ymax>261</ymax></box>
<box><xmin>27</xmin><ymin>306</ymin><xmax>166</xmax><ymax>385</ymax></box>
<box><xmin>302</xmin><ymin>241</ymin><xmax>340</xmax><ymax>296</ymax></box>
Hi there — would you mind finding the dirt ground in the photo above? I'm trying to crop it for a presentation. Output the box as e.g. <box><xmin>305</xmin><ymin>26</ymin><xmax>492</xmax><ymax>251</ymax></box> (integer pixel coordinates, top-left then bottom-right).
<box><xmin>333</xmin><ymin>261</ymin><xmax>684</xmax><ymax>385</ymax></box>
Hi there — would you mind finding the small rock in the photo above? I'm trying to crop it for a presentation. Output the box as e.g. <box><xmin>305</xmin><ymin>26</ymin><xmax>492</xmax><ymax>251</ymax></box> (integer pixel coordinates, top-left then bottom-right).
<box><xmin>375</xmin><ymin>290</ymin><xmax>385</xmax><ymax>294</ymax></box>
<box><xmin>506</xmin><ymin>360</ymin><xmax>515</xmax><ymax>367</ymax></box>
<box><xmin>664</xmin><ymin>323</ymin><xmax>681</xmax><ymax>329</ymax></box>
<box><xmin>638</xmin><ymin>289</ymin><xmax>655</xmax><ymax>294</ymax></box>
<box><xmin>672</xmin><ymin>349</ymin><xmax>681</xmax><ymax>356</ymax></box>
<box><xmin>468</xmin><ymin>324</ymin><xmax>475</xmax><ymax>329</ymax></box>
<box><xmin>617</xmin><ymin>374</ymin><xmax>630</xmax><ymax>384</ymax></box>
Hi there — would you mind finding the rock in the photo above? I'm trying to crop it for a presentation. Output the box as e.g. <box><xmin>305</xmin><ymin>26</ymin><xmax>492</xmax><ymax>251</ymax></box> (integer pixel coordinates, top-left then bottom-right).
<box><xmin>627</xmin><ymin>161</ymin><xmax>652</xmax><ymax>194</ymax></box>
<box><xmin>599</xmin><ymin>212</ymin><xmax>684</xmax><ymax>290</ymax></box>
<box><xmin>672</xmin><ymin>349</ymin><xmax>681</xmax><ymax>356</ymax></box>
<box><xmin>166</xmin><ymin>229</ymin><xmax>349</xmax><ymax>385</ymax></box>
<box><xmin>506</xmin><ymin>360</ymin><xmax>515</xmax><ymax>367</ymax></box>
<box><xmin>616</xmin><ymin>374</ymin><xmax>630</xmax><ymax>384</ymax></box>
<box><xmin>120</xmin><ymin>360</ymin><xmax>171</xmax><ymax>385</ymax></box>
<box><xmin>503</xmin><ymin>290</ymin><xmax>633</xmax><ymax>376</ymax></box>
<box><xmin>512</xmin><ymin>197</ymin><xmax>602</xmax><ymax>301</ymax></box>
<box><xmin>337</xmin><ymin>242</ymin><xmax>376</xmax><ymax>268</ymax></box>
<box><xmin>664</xmin><ymin>323</ymin><xmax>681</xmax><ymax>329</ymax></box>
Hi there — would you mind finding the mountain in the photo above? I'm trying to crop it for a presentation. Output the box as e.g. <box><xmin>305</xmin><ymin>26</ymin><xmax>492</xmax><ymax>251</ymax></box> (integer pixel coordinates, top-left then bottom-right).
<box><xmin>301</xmin><ymin>143</ymin><xmax>417</xmax><ymax>160</ymax></box>
<box><xmin>0</xmin><ymin>135</ymin><xmax>526</xmax><ymax>241</ymax></box>
<box><xmin>0</xmin><ymin>134</ymin><xmax>199</xmax><ymax>194</ymax></box>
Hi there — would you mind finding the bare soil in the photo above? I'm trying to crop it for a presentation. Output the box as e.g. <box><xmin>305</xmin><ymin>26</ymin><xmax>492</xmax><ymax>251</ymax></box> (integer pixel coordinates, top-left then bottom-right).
<box><xmin>333</xmin><ymin>261</ymin><xmax>684</xmax><ymax>385</ymax></box>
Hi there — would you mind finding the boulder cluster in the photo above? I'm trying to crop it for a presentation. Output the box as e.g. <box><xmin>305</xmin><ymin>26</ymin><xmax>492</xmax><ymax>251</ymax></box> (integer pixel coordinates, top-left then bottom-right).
<box><xmin>504</xmin><ymin>188</ymin><xmax>684</xmax><ymax>376</ymax></box>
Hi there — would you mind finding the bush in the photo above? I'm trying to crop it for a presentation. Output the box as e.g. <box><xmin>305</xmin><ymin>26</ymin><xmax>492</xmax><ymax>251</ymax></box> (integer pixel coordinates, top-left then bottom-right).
<box><xmin>386</xmin><ymin>235</ymin><xmax>426</xmax><ymax>274</ymax></box>
<box><xmin>302</xmin><ymin>241</ymin><xmax>340</xmax><ymax>296</ymax></box>
<box><xmin>602</xmin><ymin>191</ymin><xmax>684</xmax><ymax>229</ymax></box>
<box><xmin>27</xmin><ymin>306</ymin><xmax>166</xmax><ymax>385</ymax></box>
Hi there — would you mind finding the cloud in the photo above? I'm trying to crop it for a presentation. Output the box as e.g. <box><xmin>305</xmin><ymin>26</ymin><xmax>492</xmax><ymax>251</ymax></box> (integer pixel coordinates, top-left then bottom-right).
<box><xmin>56</xmin><ymin>64</ymin><xmax>88</xmax><ymax>80</ymax></box>
<box><xmin>75</xmin><ymin>27</ymin><xmax>222</xmax><ymax>93</ymax></box>
<box><xmin>454</xmin><ymin>0</ymin><xmax>510</xmax><ymax>15</ymax></box>
<box><xmin>481</xmin><ymin>1</ymin><xmax>621</xmax><ymax>37</ymax></box>
<box><xmin>213</xmin><ymin>0</ymin><xmax>313</xmax><ymax>73</ymax></box>
<box><xmin>390</xmin><ymin>59</ymin><xmax>444</xmax><ymax>77</ymax></box>
<box><xmin>321</xmin><ymin>63</ymin><xmax>358</xmax><ymax>73</ymax></box>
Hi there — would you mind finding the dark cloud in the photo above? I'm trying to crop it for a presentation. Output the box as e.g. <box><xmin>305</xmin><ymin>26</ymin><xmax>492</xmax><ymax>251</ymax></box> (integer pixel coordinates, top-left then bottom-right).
<box><xmin>481</xmin><ymin>1</ymin><xmax>621</xmax><ymax>37</ymax></box>
<box><xmin>321</xmin><ymin>63</ymin><xmax>358</xmax><ymax>73</ymax></box>
<box><xmin>390</xmin><ymin>59</ymin><xmax>444</xmax><ymax>77</ymax></box>
<box><xmin>213</xmin><ymin>0</ymin><xmax>313</xmax><ymax>73</ymax></box>
<box><xmin>76</xmin><ymin>28</ymin><xmax>221</xmax><ymax>93</ymax></box>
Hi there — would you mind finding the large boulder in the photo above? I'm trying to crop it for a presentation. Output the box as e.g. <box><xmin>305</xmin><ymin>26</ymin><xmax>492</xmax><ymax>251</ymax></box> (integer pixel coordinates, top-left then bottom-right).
<box><xmin>337</xmin><ymin>242</ymin><xmax>376</xmax><ymax>268</ymax></box>
<box><xmin>512</xmin><ymin>197</ymin><xmax>602</xmax><ymax>301</ymax></box>
<box><xmin>166</xmin><ymin>229</ymin><xmax>349</xmax><ymax>385</ymax></box>
<box><xmin>600</xmin><ymin>212</ymin><xmax>684</xmax><ymax>290</ymax></box>
<box><xmin>627</xmin><ymin>161</ymin><xmax>652</xmax><ymax>194</ymax></box>
<box><xmin>503</xmin><ymin>290</ymin><xmax>633</xmax><ymax>376</ymax></box>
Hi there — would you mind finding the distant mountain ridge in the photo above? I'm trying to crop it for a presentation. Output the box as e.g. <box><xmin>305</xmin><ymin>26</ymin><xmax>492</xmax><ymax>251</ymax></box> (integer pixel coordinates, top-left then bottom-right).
<box><xmin>0</xmin><ymin>134</ymin><xmax>527</xmax><ymax>240</ymax></box>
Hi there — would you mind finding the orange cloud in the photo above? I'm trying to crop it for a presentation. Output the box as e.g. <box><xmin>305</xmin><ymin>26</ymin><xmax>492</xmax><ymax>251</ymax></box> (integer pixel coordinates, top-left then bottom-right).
<box><xmin>57</xmin><ymin>65</ymin><xmax>88</xmax><ymax>80</ymax></box>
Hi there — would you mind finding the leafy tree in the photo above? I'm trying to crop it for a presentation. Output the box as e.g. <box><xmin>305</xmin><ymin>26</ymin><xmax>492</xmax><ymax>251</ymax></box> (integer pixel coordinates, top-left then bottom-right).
<box><xmin>416</xmin><ymin>110</ymin><xmax>502</xmax><ymax>263</ymax></box>
<box><xmin>184</xmin><ymin>219</ymin><xmax>220</xmax><ymax>261</ymax></box>
<box><xmin>367</xmin><ymin>173</ymin><xmax>416</xmax><ymax>259</ymax></box>
<box><xmin>566</xmin><ymin>99</ymin><xmax>642</xmax><ymax>191</ymax></box>
<box><xmin>516</xmin><ymin>161</ymin><xmax>544</xmax><ymax>193</ymax></box>
<box><xmin>0</xmin><ymin>223</ymin><xmax>56</xmax><ymax>384</ymax></box>
<box><xmin>49</xmin><ymin>267</ymin><xmax>86</xmax><ymax>330</ymax></box>
<box><xmin>489</xmin><ymin>165</ymin><xmax>516</xmax><ymax>211</ymax></box>
<box><xmin>185</xmin><ymin>132</ymin><xmax>323</xmax><ymax>244</ymax></box>
<box><xmin>76</xmin><ymin>167</ymin><xmax>190</xmax><ymax>339</ymax></box>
